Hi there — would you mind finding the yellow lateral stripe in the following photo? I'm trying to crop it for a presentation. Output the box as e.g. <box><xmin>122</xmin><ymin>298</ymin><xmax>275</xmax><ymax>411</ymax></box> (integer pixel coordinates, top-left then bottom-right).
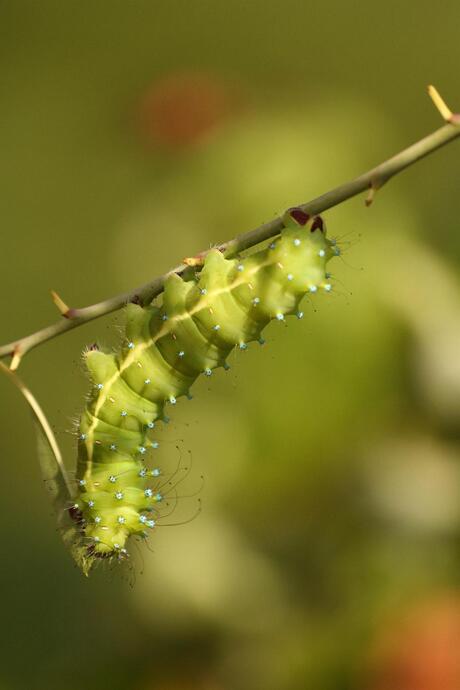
<box><xmin>84</xmin><ymin>251</ymin><xmax>287</xmax><ymax>470</ymax></box>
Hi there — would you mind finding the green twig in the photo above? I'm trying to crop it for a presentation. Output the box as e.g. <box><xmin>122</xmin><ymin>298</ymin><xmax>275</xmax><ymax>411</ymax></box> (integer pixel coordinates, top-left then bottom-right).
<box><xmin>1</xmin><ymin>87</ymin><xmax>459</xmax><ymax>370</ymax></box>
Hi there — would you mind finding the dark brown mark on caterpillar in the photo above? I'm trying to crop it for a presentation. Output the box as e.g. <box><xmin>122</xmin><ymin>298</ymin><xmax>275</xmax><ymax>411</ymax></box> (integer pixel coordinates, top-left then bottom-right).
<box><xmin>289</xmin><ymin>208</ymin><xmax>310</xmax><ymax>226</ymax></box>
<box><xmin>311</xmin><ymin>216</ymin><xmax>324</xmax><ymax>232</ymax></box>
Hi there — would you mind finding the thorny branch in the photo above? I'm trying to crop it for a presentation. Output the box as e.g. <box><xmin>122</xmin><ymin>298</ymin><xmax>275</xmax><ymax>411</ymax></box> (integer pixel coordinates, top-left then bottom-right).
<box><xmin>1</xmin><ymin>86</ymin><xmax>459</xmax><ymax>370</ymax></box>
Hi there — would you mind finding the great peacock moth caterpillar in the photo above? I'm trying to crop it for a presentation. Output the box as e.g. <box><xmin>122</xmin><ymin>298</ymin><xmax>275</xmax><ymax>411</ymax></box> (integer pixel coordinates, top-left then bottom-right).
<box><xmin>71</xmin><ymin>208</ymin><xmax>340</xmax><ymax>571</ymax></box>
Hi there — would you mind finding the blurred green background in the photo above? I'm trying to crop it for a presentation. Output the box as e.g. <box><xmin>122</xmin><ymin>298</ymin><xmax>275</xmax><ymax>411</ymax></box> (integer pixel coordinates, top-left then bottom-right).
<box><xmin>1</xmin><ymin>2</ymin><xmax>460</xmax><ymax>689</ymax></box>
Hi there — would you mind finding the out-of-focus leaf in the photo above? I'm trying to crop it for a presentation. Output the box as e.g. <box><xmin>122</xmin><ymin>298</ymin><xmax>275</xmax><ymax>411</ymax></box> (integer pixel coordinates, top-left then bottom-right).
<box><xmin>370</xmin><ymin>232</ymin><xmax>460</xmax><ymax>420</ymax></box>
<box><xmin>0</xmin><ymin>361</ymin><xmax>91</xmax><ymax>574</ymax></box>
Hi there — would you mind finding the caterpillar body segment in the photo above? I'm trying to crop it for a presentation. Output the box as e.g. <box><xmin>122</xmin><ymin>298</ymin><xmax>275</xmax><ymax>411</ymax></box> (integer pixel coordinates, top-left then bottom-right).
<box><xmin>74</xmin><ymin>210</ymin><xmax>337</xmax><ymax>567</ymax></box>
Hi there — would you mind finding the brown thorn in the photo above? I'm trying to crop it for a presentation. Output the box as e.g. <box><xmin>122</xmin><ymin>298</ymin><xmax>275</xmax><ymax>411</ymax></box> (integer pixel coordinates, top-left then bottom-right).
<box><xmin>10</xmin><ymin>346</ymin><xmax>22</xmax><ymax>371</ymax></box>
<box><xmin>183</xmin><ymin>256</ymin><xmax>205</xmax><ymax>267</ymax></box>
<box><xmin>365</xmin><ymin>189</ymin><xmax>375</xmax><ymax>207</ymax></box>
<box><xmin>50</xmin><ymin>290</ymin><xmax>75</xmax><ymax>318</ymax></box>
<box><xmin>427</xmin><ymin>85</ymin><xmax>454</xmax><ymax>122</ymax></box>
<box><xmin>365</xmin><ymin>178</ymin><xmax>383</xmax><ymax>207</ymax></box>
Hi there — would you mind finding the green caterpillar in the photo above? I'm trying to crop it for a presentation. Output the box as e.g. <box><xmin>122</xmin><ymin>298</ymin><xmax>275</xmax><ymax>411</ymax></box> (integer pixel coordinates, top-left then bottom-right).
<box><xmin>72</xmin><ymin>208</ymin><xmax>339</xmax><ymax>567</ymax></box>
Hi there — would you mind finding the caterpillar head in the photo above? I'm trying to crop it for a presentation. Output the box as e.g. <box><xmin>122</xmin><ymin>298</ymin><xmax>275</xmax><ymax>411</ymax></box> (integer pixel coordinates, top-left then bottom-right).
<box><xmin>278</xmin><ymin>207</ymin><xmax>338</xmax><ymax>292</ymax></box>
<box><xmin>285</xmin><ymin>207</ymin><xmax>330</xmax><ymax>240</ymax></box>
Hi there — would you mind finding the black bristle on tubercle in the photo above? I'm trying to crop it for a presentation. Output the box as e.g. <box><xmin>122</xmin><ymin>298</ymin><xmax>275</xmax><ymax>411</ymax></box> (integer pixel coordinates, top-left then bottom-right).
<box><xmin>68</xmin><ymin>505</ymin><xmax>84</xmax><ymax>525</ymax></box>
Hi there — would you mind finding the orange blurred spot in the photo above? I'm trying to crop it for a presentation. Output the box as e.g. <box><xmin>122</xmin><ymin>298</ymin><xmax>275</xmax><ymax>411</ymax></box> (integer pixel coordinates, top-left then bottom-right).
<box><xmin>138</xmin><ymin>72</ymin><xmax>237</xmax><ymax>151</ymax></box>
<box><xmin>369</xmin><ymin>594</ymin><xmax>460</xmax><ymax>690</ymax></box>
